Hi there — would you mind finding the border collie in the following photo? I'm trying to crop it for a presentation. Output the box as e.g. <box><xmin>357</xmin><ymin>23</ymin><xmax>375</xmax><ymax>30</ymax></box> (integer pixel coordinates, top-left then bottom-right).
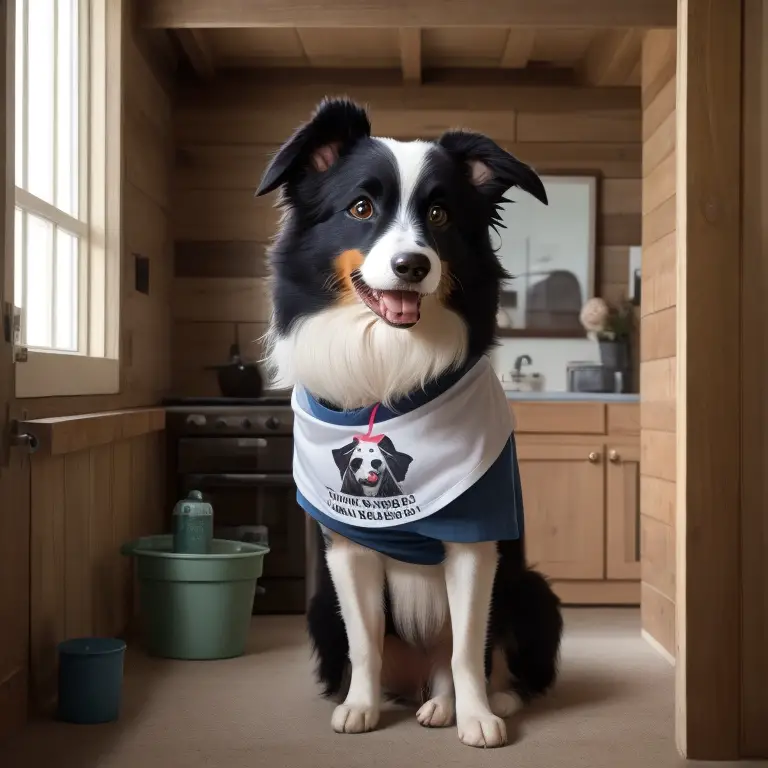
<box><xmin>255</xmin><ymin>98</ymin><xmax>563</xmax><ymax>749</ymax></box>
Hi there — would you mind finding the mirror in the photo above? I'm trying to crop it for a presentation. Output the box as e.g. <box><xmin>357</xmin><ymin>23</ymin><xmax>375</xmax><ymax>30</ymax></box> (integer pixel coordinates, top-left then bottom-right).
<box><xmin>493</xmin><ymin>175</ymin><xmax>598</xmax><ymax>338</ymax></box>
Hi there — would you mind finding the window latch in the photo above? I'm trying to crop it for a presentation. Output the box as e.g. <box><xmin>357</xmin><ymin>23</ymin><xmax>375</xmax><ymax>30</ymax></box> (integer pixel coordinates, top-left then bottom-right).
<box><xmin>3</xmin><ymin>303</ymin><xmax>27</xmax><ymax>363</ymax></box>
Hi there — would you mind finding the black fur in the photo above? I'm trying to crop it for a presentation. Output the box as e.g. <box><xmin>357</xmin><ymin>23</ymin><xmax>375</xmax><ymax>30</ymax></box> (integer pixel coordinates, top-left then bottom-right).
<box><xmin>258</xmin><ymin>98</ymin><xmax>562</xmax><ymax>709</ymax></box>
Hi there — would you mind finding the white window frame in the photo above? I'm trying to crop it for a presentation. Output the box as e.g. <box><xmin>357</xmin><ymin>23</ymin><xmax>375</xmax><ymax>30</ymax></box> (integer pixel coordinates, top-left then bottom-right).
<box><xmin>13</xmin><ymin>0</ymin><xmax>121</xmax><ymax>398</ymax></box>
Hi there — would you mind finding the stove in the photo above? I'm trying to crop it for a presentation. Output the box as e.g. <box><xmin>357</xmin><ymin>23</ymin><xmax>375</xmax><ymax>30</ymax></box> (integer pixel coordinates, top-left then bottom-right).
<box><xmin>164</xmin><ymin>393</ymin><xmax>319</xmax><ymax>614</ymax></box>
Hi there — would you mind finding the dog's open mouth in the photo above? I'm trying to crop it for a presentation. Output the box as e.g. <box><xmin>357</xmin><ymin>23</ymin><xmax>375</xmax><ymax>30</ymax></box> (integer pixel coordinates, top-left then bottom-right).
<box><xmin>352</xmin><ymin>272</ymin><xmax>422</xmax><ymax>327</ymax></box>
<box><xmin>360</xmin><ymin>470</ymin><xmax>380</xmax><ymax>486</ymax></box>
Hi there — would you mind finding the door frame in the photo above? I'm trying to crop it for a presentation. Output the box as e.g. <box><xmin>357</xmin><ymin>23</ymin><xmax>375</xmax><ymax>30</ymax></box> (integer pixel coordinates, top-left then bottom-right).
<box><xmin>675</xmin><ymin>0</ymin><xmax>768</xmax><ymax>759</ymax></box>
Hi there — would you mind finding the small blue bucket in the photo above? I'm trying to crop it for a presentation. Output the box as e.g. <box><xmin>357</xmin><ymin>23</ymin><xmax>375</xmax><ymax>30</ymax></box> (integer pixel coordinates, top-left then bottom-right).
<box><xmin>57</xmin><ymin>637</ymin><xmax>127</xmax><ymax>724</ymax></box>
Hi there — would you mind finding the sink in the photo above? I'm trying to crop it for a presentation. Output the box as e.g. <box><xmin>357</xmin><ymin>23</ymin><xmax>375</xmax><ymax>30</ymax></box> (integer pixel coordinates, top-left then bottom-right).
<box><xmin>501</xmin><ymin>373</ymin><xmax>545</xmax><ymax>393</ymax></box>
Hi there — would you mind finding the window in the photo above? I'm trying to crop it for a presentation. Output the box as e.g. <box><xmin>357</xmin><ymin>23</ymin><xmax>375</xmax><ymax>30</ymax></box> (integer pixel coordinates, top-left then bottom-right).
<box><xmin>13</xmin><ymin>0</ymin><xmax>121</xmax><ymax>397</ymax></box>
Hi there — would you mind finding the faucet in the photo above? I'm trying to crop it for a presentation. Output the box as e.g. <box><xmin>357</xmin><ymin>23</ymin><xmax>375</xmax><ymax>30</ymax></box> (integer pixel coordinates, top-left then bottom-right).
<box><xmin>513</xmin><ymin>354</ymin><xmax>532</xmax><ymax>377</ymax></box>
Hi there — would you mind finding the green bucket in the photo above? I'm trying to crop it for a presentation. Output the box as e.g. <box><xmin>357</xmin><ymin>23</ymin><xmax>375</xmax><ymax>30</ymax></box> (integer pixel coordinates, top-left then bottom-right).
<box><xmin>120</xmin><ymin>535</ymin><xmax>269</xmax><ymax>660</ymax></box>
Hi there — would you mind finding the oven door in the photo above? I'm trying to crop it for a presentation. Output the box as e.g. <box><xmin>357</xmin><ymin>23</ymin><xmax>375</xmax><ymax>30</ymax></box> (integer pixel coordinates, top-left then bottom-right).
<box><xmin>179</xmin><ymin>470</ymin><xmax>310</xmax><ymax>614</ymax></box>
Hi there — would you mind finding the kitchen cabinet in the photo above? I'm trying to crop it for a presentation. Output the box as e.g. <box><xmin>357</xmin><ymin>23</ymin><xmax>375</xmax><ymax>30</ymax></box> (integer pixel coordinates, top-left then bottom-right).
<box><xmin>512</xmin><ymin>401</ymin><xmax>641</xmax><ymax>605</ymax></box>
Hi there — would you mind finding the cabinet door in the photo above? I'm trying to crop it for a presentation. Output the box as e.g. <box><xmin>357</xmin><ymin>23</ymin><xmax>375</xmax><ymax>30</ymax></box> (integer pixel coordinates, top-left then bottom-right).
<box><xmin>605</xmin><ymin>444</ymin><xmax>641</xmax><ymax>579</ymax></box>
<box><xmin>517</xmin><ymin>440</ymin><xmax>605</xmax><ymax>579</ymax></box>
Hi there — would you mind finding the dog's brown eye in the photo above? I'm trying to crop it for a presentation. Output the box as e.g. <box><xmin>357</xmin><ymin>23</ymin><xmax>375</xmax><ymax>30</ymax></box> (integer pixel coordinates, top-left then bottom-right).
<box><xmin>349</xmin><ymin>197</ymin><xmax>374</xmax><ymax>220</ymax></box>
<box><xmin>428</xmin><ymin>205</ymin><xmax>448</xmax><ymax>227</ymax></box>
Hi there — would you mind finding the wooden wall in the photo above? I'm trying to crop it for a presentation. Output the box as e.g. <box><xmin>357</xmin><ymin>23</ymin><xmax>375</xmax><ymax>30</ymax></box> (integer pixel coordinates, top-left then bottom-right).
<box><xmin>170</xmin><ymin>75</ymin><xmax>642</xmax><ymax>395</ymax></box>
<box><xmin>27</xmin><ymin>412</ymin><xmax>165</xmax><ymax>710</ymax></box>
<box><xmin>16</xmin><ymin>14</ymin><xmax>175</xmax><ymax>419</ymax></box>
<box><xmin>639</xmin><ymin>30</ymin><xmax>676</xmax><ymax>659</ymax></box>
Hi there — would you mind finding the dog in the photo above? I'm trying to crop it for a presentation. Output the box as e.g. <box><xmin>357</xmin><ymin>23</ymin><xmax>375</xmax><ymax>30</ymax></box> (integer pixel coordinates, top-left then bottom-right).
<box><xmin>333</xmin><ymin>435</ymin><xmax>413</xmax><ymax>497</ymax></box>
<box><xmin>256</xmin><ymin>98</ymin><xmax>563</xmax><ymax>749</ymax></box>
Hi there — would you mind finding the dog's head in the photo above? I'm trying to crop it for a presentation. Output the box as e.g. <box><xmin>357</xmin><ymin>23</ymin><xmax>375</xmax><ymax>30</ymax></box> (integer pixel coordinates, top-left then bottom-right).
<box><xmin>256</xmin><ymin>98</ymin><xmax>547</xmax><ymax>409</ymax></box>
<box><xmin>332</xmin><ymin>435</ymin><xmax>413</xmax><ymax>493</ymax></box>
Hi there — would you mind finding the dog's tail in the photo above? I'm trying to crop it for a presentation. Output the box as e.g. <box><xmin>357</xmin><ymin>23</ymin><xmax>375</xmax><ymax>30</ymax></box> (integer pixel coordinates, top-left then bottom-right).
<box><xmin>490</xmin><ymin>547</ymin><xmax>564</xmax><ymax>701</ymax></box>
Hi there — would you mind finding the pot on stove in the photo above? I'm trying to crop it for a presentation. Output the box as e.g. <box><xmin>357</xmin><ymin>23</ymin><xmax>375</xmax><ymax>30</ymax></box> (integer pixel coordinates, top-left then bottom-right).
<box><xmin>205</xmin><ymin>343</ymin><xmax>264</xmax><ymax>399</ymax></box>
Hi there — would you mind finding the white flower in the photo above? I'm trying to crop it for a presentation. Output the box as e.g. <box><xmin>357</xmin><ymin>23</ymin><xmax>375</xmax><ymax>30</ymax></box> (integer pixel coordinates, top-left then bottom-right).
<box><xmin>580</xmin><ymin>297</ymin><xmax>610</xmax><ymax>333</ymax></box>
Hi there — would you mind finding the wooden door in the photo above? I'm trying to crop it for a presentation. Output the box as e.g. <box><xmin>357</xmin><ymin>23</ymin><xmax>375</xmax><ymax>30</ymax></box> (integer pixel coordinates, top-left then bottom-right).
<box><xmin>605</xmin><ymin>443</ymin><xmax>641</xmax><ymax>579</ymax></box>
<box><xmin>517</xmin><ymin>440</ymin><xmax>605</xmax><ymax>580</ymax></box>
<box><xmin>0</xmin><ymin>0</ymin><xmax>30</xmax><ymax>744</ymax></box>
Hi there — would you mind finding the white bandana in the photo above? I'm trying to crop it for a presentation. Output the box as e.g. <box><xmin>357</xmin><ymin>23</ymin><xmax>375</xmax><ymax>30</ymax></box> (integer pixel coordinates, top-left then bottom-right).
<box><xmin>291</xmin><ymin>357</ymin><xmax>514</xmax><ymax>529</ymax></box>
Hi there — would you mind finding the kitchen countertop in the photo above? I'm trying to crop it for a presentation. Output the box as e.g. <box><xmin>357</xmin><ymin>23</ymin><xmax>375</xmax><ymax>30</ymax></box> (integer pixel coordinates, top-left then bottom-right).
<box><xmin>504</xmin><ymin>391</ymin><xmax>639</xmax><ymax>402</ymax></box>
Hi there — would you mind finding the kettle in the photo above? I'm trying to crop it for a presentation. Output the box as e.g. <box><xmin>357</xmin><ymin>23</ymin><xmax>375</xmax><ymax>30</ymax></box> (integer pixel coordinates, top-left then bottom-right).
<box><xmin>204</xmin><ymin>343</ymin><xmax>263</xmax><ymax>399</ymax></box>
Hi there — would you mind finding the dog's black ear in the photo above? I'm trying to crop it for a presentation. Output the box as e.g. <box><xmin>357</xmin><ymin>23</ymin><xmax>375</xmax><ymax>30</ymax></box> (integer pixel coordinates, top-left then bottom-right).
<box><xmin>332</xmin><ymin>439</ymin><xmax>359</xmax><ymax>478</ymax></box>
<box><xmin>378</xmin><ymin>437</ymin><xmax>413</xmax><ymax>484</ymax></box>
<box><xmin>438</xmin><ymin>130</ymin><xmax>548</xmax><ymax>206</ymax></box>
<box><xmin>255</xmin><ymin>98</ymin><xmax>371</xmax><ymax>197</ymax></box>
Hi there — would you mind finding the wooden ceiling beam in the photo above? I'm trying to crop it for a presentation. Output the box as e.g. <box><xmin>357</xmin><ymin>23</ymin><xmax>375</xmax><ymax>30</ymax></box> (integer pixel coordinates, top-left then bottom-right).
<box><xmin>500</xmin><ymin>29</ymin><xmax>536</xmax><ymax>68</ymax></box>
<box><xmin>139</xmin><ymin>0</ymin><xmax>676</xmax><ymax>29</ymax></box>
<box><xmin>580</xmin><ymin>29</ymin><xmax>644</xmax><ymax>86</ymax></box>
<box><xmin>399</xmin><ymin>28</ymin><xmax>422</xmax><ymax>84</ymax></box>
<box><xmin>174</xmin><ymin>28</ymin><xmax>215</xmax><ymax>80</ymax></box>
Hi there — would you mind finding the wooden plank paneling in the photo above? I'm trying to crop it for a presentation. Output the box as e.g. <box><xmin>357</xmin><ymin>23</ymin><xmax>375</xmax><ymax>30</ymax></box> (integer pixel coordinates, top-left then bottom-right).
<box><xmin>641</xmin><ymin>193</ymin><xmax>676</xmax><ymax>245</ymax></box>
<box><xmin>516</xmin><ymin>110</ymin><xmax>640</xmax><ymax>143</ymax></box>
<box><xmin>89</xmin><ymin>445</ymin><xmax>114</xmax><ymax>637</ymax></box>
<box><xmin>640</xmin><ymin>356</ymin><xmax>676</xmax><ymax>432</ymax></box>
<box><xmin>641</xmin><ymin>581</ymin><xmax>675</xmax><ymax>657</ymax></box>
<box><xmin>643</xmin><ymin>149</ymin><xmax>676</xmax><ymax>216</ymax></box>
<box><xmin>29</xmin><ymin>457</ymin><xmax>66</xmax><ymax>710</ymax></box>
<box><xmin>172</xmin><ymin>321</ymin><xmax>237</xmax><ymax>396</ymax></box>
<box><xmin>640</xmin><ymin>429</ymin><xmax>676</xmax><ymax>483</ymax></box>
<box><xmin>640</xmin><ymin>306</ymin><xmax>676</xmax><ymax>361</ymax></box>
<box><xmin>641</xmin><ymin>475</ymin><xmax>676</xmax><ymax>528</ymax></box>
<box><xmin>29</xmin><ymin>429</ymin><xmax>167</xmax><ymax>709</ymax></box>
<box><xmin>641</xmin><ymin>515</ymin><xmax>676</xmax><ymax>600</ymax></box>
<box><xmin>172</xmin><ymin>278</ymin><xmax>271</xmax><ymax>322</ymax></box>
<box><xmin>63</xmin><ymin>453</ymin><xmax>92</xmax><ymax>639</ymax></box>
<box><xmin>643</xmin><ymin>109</ymin><xmax>675</xmax><ymax>177</ymax></box>
<box><xmin>175</xmin><ymin>241</ymin><xmax>269</xmax><ymax>278</ymax></box>
<box><xmin>641</xmin><ymin>230</ymin><xmax>676</xmax><ymax>316</ymax></box>
<box><xmin>602</xmin><ymin>179</ymin><xmax>642</xmax><ymax>214</ymax></box>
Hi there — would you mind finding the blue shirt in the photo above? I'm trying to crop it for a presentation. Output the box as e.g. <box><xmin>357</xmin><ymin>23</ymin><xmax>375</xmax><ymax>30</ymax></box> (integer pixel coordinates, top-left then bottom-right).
<box><xmin>295</xmin><ymin>359</ymin><xmax>524</xmax><ymax>565</ymax></box>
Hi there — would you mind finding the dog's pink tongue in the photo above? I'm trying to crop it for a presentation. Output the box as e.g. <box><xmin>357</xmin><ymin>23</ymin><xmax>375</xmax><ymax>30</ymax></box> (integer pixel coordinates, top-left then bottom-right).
<box><xmin>379</xmin><ymin>290</ymin><xmax>420</xmax><ymax>325</ymax></box>
<box><xmin>367</xmin><ymin>471</ymin><xmax>378</xmax><ymax>483</ymax></box>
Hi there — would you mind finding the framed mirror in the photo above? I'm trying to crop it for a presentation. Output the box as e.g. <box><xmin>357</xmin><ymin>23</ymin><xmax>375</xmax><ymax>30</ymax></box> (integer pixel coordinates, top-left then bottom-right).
<box><xmin>493</xmin><ymin>175</ymin><xmax>598</xmax><ymax>338</ymax></box>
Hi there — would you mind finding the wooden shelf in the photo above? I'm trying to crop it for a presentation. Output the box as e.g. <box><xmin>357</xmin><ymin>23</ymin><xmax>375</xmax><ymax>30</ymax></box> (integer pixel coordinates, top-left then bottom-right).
<box><xmin>19</xmin><ymin>408</ymin><xmax>165</xmax><ymax>456</ymax></box>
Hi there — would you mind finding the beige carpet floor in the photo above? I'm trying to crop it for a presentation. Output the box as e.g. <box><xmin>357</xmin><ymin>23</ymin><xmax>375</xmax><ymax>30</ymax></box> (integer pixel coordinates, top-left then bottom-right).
<box><xmin>2</xmin><ymin>608</ymin><xmax>765</xmax><ymax>768</ymax></box>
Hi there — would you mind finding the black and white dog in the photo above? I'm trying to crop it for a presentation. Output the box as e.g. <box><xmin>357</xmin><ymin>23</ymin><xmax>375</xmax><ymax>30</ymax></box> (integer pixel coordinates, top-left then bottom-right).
<box><xmin>256</xmin><ymin>98</ymin><xmax>563</xmax><ymax>749</ymax></box>
<box><xmin>333</xmin><ymin>436</ymin><xmax>413</xmax><ymax>497</ymax></box>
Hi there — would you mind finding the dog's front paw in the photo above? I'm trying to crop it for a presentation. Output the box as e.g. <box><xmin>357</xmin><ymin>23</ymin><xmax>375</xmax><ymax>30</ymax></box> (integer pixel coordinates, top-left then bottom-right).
<box><xmin>331</xmin><ymin>703</ymin><xmax>380</xmax><ymax>734</ymax></box>
<box><xmin>457</xmin><ymin>711</ymin><xmax>507</xmax><ymax>748</ymax></box>
<box><xmin>417</xmin><ymin>695</ymin><xmax>455</xmax><ymax>728</ymax></box>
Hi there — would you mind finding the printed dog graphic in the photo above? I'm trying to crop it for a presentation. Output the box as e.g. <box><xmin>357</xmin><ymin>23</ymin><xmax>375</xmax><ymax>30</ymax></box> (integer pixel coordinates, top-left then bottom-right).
<box><xmin>332</xmin><ymin>435</ymin><xmax>413</xmax><ymax>497</ymax></box>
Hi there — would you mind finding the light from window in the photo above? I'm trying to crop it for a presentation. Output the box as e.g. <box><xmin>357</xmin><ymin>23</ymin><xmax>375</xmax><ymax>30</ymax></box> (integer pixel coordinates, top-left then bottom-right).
<box><xmin>15</xmin><ymin>0</ymin><xmax>84</xmax><ymax>354</ymax></box>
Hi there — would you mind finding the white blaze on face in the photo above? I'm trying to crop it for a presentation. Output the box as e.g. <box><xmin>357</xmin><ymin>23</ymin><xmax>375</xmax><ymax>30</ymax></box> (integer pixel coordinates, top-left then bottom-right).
<box><xmin>359</xmin><ymin>138</ymin><xmax>442</xmax><ymax>296</ymax></box>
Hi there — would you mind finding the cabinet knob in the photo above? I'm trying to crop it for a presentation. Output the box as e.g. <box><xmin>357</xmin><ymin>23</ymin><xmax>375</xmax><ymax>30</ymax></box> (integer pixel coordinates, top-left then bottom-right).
<box><xmin>609</xmin><ymin>450</ymin><xmax>621</xmax><ymax>463</ymax></box>
<box><xmin>588</xmin><ymin>451</ymin><xmax>601</xmax><ymax>463</ymax></box>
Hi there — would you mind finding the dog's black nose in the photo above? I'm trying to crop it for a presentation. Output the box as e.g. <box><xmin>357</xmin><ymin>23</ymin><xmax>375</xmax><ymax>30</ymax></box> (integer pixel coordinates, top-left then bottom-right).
<box><xmin>391</xmin><ymin>252</ymin><xmax>431</xmax><ymax>283</ymax></box>
<box><xmin>371</xmin><ymin>459</ymin><xmax>382</xmax><ymax>470</ymax></box>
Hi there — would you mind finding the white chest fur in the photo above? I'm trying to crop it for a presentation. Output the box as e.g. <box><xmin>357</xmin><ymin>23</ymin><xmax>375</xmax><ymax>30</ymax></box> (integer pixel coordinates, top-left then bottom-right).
<box><xmin>384</xmin><ymin>558</ymin><xmax>449</xmax><ymax>646</ymax></box>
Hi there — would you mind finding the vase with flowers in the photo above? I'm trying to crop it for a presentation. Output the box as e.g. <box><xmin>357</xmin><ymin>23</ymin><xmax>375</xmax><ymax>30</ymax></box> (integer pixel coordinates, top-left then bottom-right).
<box><xmin>579</xmin><ymin>296</ymin><xmax>635</xmax><ymax>391</ymax></box>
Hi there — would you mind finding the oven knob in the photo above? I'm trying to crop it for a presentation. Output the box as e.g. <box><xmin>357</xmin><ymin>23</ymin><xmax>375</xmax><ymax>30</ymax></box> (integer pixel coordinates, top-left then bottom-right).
<box><xmin>265</xmin><ymin>416</ymin><xmax>280</xmax><ymax>430</ymax></box>
<box><xmin>186</xmin><ymin>414</ymin><xmax>206</xmax><ymax>427</ymax></box>
<box><xmin>241</xmin><ymin>418</ymin><xmax>252</xmax><ymax>429</ymax></box>
<box><xmin>215</xmin><ymin>417</ymin><xmax>228</xmax><ymax>429</ymax></box>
